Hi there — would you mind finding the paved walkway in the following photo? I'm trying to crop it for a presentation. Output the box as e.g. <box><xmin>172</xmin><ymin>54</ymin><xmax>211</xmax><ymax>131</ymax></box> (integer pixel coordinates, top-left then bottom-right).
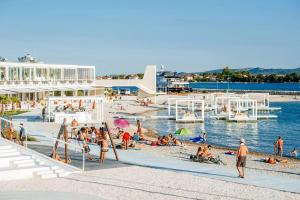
<box><xmin>0</xmin><ymin>191</ymin><xmax>103</xmax><ymax>200</ymax></box>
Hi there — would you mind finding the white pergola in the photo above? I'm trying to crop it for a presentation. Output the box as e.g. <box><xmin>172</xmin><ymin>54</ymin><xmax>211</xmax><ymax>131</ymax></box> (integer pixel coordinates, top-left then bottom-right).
<box><xmin>48</xmin><ymin>96</ymin><xmax>104</xmax><ymax>124</ymax></box>
<box><xmin>175</xmin><ymin>99</ymin><xmax>205</xmax><ymax>123</ymax></box>
<box><xmin>227</xmin><ymin>99</ymin><xmax>258</xmax><ymax>122</ymax></box>
<box><xmin>167</xmin><ymin>97</ymin><xmax>194</xmax><ymax>116</ymax></box>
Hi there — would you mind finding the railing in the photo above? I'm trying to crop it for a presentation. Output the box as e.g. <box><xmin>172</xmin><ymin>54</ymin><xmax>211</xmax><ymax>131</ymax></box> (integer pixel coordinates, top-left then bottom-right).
<box><xmin>0</xmin><ymin>117</ymin><xmax>28</xmax><ymax>148</ymax></box>
<box><xmin>0</xmin><ymin>117</ymin><xmax>86</xmax><ymax>171</ymax></box>
<box><xmin>52</xmin><ymin>138</ymin><xmax>85</xmax><ymax>171</ymax></box>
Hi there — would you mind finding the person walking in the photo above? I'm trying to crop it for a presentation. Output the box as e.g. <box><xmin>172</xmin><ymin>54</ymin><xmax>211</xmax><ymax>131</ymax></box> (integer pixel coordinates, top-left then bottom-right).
<box><xmin>19</xmin><ymin>123</ymin><xmax>26</xmax><ymax>146</ymax></box>
<box><xmin>42</xmin><ymin>106</ymin><xmax>46</xmax><ymax>122</ymax></box>
<box><xmin>276</xmin><ymin>136</ymin><xmax>284</xmax><ymax>157</ymax></box>
<box><xmin>236</xmin><ymin>138</ymin><xmax>248</xmax><ymax>178</ymax></box>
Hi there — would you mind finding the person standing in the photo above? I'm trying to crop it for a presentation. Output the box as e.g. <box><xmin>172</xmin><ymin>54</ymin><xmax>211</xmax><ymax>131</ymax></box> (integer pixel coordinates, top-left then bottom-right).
<box><xmin>100</xmin><ymin>129</ymin><xmax>108</xmax><ymax>164</ymax></box>
<box><xmin>236</xmin><ymin>138</ymin><xmax>248</xmax><ymax>178</ymax></box>
<box><xmin>137</xmin><ymin>119</ymin><xmax>142</xmax><ymax>136</ymax></box>
<box><xmin>202</xmin><ymin>131</ymin><xmax>207</xmax><ymax>143</ymax></box>
<box><xmin>42</xmin><ymin>106</ymin><xmax>46</xmax><ymax>122</ymax></box>
<box><xmin>277</xmin><ymin>136</ymin><xmax>284</xmax><ymax>157</ymax></box>
<box><xmin>19</xmin><ymin>123</ymin><xmax>26</xmax><ymax>146</ymax></box>
<box><xmin>52</xmin><ymin>118</ymin><xmax>67</xmax><ymax>157</ymax></box>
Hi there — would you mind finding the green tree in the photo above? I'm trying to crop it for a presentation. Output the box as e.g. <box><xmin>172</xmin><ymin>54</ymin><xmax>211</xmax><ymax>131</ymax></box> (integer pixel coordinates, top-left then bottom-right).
<box><xmin>0</xmin><ymin>95</ymin><xmax>10</xmax><ymax>116</ymax></box>
<box><xmin>10</xmin><ymin>96</ymin><xmax>20</xmax><ymax>111</ymax></box>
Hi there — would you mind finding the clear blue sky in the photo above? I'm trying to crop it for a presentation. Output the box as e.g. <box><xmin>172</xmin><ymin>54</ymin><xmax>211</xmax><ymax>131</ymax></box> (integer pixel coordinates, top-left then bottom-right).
<box><xmin>0</xmin><ymin>0</ymin><xmax>299</xmax><ymax>75</ymax></box>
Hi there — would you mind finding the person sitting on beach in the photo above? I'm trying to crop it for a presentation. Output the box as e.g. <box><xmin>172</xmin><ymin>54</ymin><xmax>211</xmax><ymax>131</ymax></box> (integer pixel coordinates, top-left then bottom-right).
<box><xmin>167</xmin><ymin>133</ymin><xmax>174</xmax><ymax>145</ymax></box>
<box><xmin>133</xmin><ymin>132</ymin><xmax>140</xmax><ymax>141</ymax></box>
<box><xmin>161</xmin><ymin>136</ymin><xmax>169</xmax><ymax>146</ymax></box>
<box><xmin>196</xmin><ymin>147</ymin><xmax>203</xmax><ymax>158</ymax></box>
<box><xmin>289</xmin><ymin>147</ymin><xmax>298</xmax><ymax>158</ymax></box>
<box><xmin>117</xmin><ymin>129</ymin><xmax>124</xmax><ymax>139</ymax></box>
<box><xmin>154</xmin><ymin>136</ymin><xmax>162</xmax><ymax>146</ymax></box>
<box><xmin>201</xmin><ymin>145</ymin><xmax>213</xmax><ymax>158</ymax></box>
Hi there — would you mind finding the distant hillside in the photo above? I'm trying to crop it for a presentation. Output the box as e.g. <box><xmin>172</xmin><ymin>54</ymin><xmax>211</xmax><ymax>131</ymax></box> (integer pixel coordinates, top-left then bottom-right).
<box><xmin>199</xmin><ymin>67</ymin><xmax>300</xmax><ymax>75</ymax></box>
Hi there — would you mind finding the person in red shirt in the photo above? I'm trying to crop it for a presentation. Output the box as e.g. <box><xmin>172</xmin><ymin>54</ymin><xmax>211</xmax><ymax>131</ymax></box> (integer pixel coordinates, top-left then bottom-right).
<box><xmin>122</xmin><ymin>132</ymin><xmax>131</xmax><ymax>150</ymax></box>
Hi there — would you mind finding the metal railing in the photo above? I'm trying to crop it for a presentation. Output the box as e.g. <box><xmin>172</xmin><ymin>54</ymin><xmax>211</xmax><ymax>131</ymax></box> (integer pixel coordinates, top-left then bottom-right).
<box><xmin>52</xmin><ymin>138</ymin><xmax>85</xmax><ymax>171</ymax></box>
<box><xmin>0</xmin><ymin>117</ymin><xmax>28</xmax><ymax>148</ymax></box>
<box><xmin>0</xmin><ymin>116</ymin><xmax>86</xmax><ymax>171</ymax></box>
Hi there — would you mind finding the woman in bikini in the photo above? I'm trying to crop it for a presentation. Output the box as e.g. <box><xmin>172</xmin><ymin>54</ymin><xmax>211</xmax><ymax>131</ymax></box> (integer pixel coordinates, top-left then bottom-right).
<box><xmin>100</xmin><ymin>130</ymin><xmax>108</xmax><ymax>164</ymax></box>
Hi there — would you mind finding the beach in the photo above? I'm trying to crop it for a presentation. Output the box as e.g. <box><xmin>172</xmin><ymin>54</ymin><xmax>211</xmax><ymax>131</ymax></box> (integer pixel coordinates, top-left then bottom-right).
<box><xmin>1</xmin><ymin>93</ymin><xmax>299</xmax><ymax>200</ymax></box>
<box><xmin>103</xmin><ymin>95</ymin><xmax>300</xmax><ymax>180</ymax></box>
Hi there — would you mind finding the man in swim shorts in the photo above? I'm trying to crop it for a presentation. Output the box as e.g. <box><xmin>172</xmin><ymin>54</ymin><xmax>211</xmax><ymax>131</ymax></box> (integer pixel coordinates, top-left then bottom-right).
<box><xmin>236</xmin><ymin>138</ymin><xmax>248</xmax><ymax>178</ymax></box>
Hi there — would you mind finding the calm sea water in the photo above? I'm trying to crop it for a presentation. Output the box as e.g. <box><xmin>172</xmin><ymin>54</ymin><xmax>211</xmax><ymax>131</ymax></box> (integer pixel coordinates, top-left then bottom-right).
<box><xmin>190</xmin><ymin>82</ymin><xmax>300</xmax><ymax>91</ymax></box>
<box><xmin>113</xmin><ymin>82</ymin><xmax>300</xmax><ymax>92</ymax></box>
<box><xmin>139</xmin><ymin>102</ymin><xmax>300</xmax><ymax>155</ymax></box>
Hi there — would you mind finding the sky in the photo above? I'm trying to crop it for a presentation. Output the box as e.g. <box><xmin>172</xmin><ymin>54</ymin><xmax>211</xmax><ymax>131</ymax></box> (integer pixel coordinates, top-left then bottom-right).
<box><xmin>0</xmin><ymin>0</ymin><xmax>299</xmax><ymax>75</ymax></box>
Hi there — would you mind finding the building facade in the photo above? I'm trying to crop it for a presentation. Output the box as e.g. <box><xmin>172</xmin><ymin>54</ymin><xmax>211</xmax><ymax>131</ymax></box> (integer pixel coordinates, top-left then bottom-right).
<box><xmin>0</xmin><ymin>61</ymin><xmax>96</xmax><ymax>101</ymax></box>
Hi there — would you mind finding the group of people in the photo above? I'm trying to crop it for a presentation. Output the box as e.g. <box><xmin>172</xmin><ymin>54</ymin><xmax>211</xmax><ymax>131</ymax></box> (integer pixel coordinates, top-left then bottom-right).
<box><xmin>115</xmin><ymin>120</ymin><xmax>145</xmax><ymax>150</ymax></box>
<box><xmin>154</xmin><ymin>133</ymin><xmax>183</xmax><ymax>146</ymax></box>
<box><xmin>53</xmin><ymin>118</ymin><xmax>109</xmax><ymax>164</ymax></box>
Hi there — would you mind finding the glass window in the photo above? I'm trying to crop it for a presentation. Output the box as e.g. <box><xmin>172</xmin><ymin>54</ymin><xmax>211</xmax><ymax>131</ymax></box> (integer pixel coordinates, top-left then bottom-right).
<box><xmin>0</xmin><ymin>67</ymin><xmax>6</xmax><ymax>81</ymax></box>
<box><xmin>9</xmin><ymin>67</ymin><xmax>21</xmax><ymax>81</ymax></box>
<box><xmin>50</xmin><ymin>68</ymin><xmax>62</xmax><ymax>81</ymax></box>
<box><xmin>36</xmin><ymin>68</ymin><xmax>47</xmax><ymax>81</ymax></box>
<box><xmin>63</xmin><ymin>68</ymin><xmax>76</xmax><ymax>80</ymax></box>
<box><xmin>78</xmin><ymin>68</ymin><xmax>94</xmax><ymax>80</ymax></box>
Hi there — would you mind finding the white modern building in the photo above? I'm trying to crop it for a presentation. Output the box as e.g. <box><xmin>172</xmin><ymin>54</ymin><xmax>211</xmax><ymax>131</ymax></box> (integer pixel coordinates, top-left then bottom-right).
<box><xmin>0</xmin><ymin>61</ymin><xmax>96</xmax><ymax>101</ymax></box>
<box><xmin>0</xmin><ymin>56</ymin><xmax>157</xmax><ymax>102</ymax></box>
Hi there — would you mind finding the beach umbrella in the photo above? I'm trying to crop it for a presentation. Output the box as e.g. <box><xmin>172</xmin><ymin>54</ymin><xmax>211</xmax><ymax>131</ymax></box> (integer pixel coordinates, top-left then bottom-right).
<box><xmin>175</xmin><ymin>128</ymin><xmax>192</xmax><ymax>136</ymax></box>
<box><xmin>113</xmin><ymin>118</ymin><xmax>130</xmax><ymax>128</ymax></box>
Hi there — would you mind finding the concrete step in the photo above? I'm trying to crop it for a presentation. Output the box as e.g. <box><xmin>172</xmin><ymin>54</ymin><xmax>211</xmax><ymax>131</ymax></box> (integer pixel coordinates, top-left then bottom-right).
<box><xmin>0</xmin><ymin>151</ymin><xmax>20</xmax><ymax>157</ymax></box>
<box><xmin>0</xmin><ymin>167</ymin><xmax>49</xmax><ymax>181</ymax></box>
<box><xmin>51</xmin><ymin>166</ymin><xmax>60</xmax><ymax>170</ymax></box>
<box><xmin>54</xmin><ymin>168</ymin><xmax>64</xmax><ymax>174</ymax></box>
<box><xmin>34</xmin><ymin>170</ymin><xmax>54</xmax><ymax>176</ymax></box>
<box><xmin>57</xmin><ymin>172</ymin><xmax>70</xmax><ymax>178</ymax></box>
<box><xmin>0</xmin><ymin>148</ymin><xmax>18</xmax><ymax>154</ymax></box>
<box><xmin>0</xmin><ymin>155</ymin><xmax>32</xmax><ymax>168</ymax></box>
<box><xmin>0</xmin><ymin>145</ymin><xmax>13</xmax><ymax>150</ymax></box>
<box><xmin>40</xmin><ymin>173</ymin><xmax>57</xmax><ymax>179</ymax></box>
<box><xmin>12</xmin><ymin>159</ymin><xmax>34</xmax><ymax>165</ymax></box>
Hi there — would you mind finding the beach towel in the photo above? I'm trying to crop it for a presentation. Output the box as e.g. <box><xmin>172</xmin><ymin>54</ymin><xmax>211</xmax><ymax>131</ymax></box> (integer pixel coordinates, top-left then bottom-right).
<box><xmin>225</xmin><ymin>151</ymin><xmax>235</xmax><ymax>155</ymax></box>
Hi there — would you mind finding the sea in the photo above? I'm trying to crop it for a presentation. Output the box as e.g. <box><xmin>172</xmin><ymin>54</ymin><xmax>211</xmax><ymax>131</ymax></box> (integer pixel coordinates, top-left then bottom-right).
<box><xmin>113</xmin><ymin>82</ymin><xmax>300</xmax><ymax>92</ymax></box>
<box><xmin>115</xmin><ymin>82</ymin><xmax>300</xmax><ymax>155</ymax></box>
<box><xmin>140</xmin><ymin>101</ymin><xmax>300</xmax><ymax>156</ymax></box>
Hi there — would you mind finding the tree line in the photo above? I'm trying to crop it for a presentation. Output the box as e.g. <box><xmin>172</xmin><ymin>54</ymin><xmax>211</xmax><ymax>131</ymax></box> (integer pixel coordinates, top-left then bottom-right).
<box><xmin>193</xmin><ymin>67</ymin><xmax>300</xmax><ymax>83</ymax></box>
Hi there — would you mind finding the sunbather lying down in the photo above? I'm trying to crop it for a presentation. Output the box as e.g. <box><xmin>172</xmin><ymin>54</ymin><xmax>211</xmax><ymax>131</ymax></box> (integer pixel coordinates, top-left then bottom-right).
<box><xmin>190</xmin><ymin>145</ymin><xmax>225</xmax><ymax>165</ymax></box>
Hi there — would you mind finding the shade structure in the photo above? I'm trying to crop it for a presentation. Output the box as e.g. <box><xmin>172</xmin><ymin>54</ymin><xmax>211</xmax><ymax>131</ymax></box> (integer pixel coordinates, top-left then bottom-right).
<box><xmin>113</xmin><ymin>118</ymin><xmax>130</xmax><ymax>128</ymax></box>
<box><xmin>175</xmin><ymin>128</ymin><xmax>192</xmax><ymax>136</ymax></box>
